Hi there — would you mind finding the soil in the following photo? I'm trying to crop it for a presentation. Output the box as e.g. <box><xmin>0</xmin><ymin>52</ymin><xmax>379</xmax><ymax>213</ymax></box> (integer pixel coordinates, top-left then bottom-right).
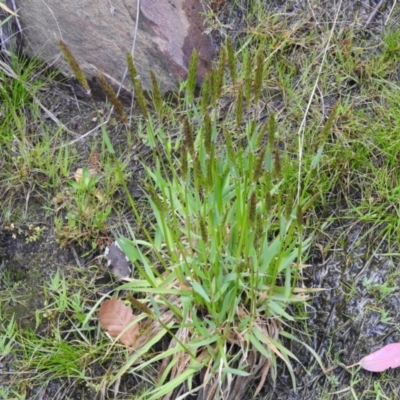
<box><xmin>1</xmin><ymin>0</ymin><xmax>400</xmax><ymax>399</ymax></box>
<box><xmin>258</xmin><ymin>221</ymin><xmax>400</xmax><ymax>399</ymax></box>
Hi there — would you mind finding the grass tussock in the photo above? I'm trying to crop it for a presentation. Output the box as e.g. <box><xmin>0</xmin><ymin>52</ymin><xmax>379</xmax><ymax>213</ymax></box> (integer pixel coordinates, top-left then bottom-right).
<box><xmin>2</xmin><ymin>1</ymin><xmax>400</xmax><ymax>399</ymax></box>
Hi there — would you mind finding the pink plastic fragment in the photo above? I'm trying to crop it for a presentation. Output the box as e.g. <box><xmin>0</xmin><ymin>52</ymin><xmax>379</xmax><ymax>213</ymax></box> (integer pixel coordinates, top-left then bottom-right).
<box><xmin>359</xmin><ymin>343</ymin><xmax>400</xmax><ymax>372</ymax></box>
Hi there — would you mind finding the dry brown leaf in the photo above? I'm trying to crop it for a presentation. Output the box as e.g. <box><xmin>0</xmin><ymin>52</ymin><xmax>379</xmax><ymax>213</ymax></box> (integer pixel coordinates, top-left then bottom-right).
<box><xmin>74</xmin><ymin>167</ymin><xmax>97</xmax><ymax>182</ymax></box>
<box><xmin>95</xmin><ymin>191</ymin><xmax>104</xmax><ymax>201</ymax></box>
<box><xmin>99</xmin><ymin>298</ymin><xmax>140</xmax><ymax>347</ymax></box>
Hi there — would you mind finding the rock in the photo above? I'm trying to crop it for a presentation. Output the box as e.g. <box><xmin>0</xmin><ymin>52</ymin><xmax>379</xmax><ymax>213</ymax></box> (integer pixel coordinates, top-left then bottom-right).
<box><xmin>14</xmin><ymin>0</ymin><xmax>216</xmax><ymax>94</ymax></box>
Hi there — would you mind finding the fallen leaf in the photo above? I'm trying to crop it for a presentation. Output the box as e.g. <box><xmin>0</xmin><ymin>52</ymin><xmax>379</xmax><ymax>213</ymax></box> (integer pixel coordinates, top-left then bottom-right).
<box><xmin>95</xmin><ymin>191</ymin><xmax>104</xmax><ymax>201</ymax></box>
<box><xmin>358</xmin><ymin>343</ymin><xmax>400</xmax><ymax>372</ymax></box>
<box><xmin>99</xmin><ymin>298</ymin><xmax>140</xmax><ymax>347</ymax></box>
<box><xmin>74</xmin><ymin>167</ymin><xmax>97</xmax><ymax>183</ymax></box>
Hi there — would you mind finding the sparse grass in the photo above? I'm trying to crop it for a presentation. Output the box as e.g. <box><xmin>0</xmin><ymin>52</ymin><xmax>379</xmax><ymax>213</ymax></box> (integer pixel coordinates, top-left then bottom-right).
<box><xmin>0</xmin><ymin>57</ymin><xmax>129</xmax><ymax>247</ymax></box>
<box><xmin>1</xmin><ymin>269</ymin><xmax>109</xmax><ymax>398</ymax></box>
<box><xmin>3</xmin><ymin>1</ymin><xmax>400</xmax><ymax>399</ymax></box>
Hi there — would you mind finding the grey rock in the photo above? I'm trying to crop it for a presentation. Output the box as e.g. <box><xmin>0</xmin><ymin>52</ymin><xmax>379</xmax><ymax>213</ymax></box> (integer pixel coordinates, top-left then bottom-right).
<box><xmin>105</xmin><ymin>241</ymin><xmax>131</xmax><ymax>280</ymax></box>
<box><xmin>15</xmin><ymin>0</ymin><xmax>216</xmax><ymax>94</ymax></box>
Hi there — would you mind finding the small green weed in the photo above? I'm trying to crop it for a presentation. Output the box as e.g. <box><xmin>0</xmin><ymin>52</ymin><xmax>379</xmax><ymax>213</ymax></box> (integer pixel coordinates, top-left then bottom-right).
<box><xmin>0</xmin><ymin>313</ymin><xmax>17</xmax><ymax>358</ymax></box>
<box><xmin>54</xmin><ymin>165</ymin><xmax>111</xmax><ymax>247</ymax></box>
<box><xmin>362</xmin><ymin>277</ymin><xmax>396</xmax><ymax>301</ymax></box>
<box><xmin>0</xmin><ymin>387</ymin><xmax>25</xmax><ymax>400</ymax></box>
<box><xmin>53</xmin><ymin>149</ymin><xmax>126</xmax><ymax>247</ymax></box>
<box><xmin>1</xmin><ymin>269</ymin><xmax>111</xmax><ymax>397</ymax></box>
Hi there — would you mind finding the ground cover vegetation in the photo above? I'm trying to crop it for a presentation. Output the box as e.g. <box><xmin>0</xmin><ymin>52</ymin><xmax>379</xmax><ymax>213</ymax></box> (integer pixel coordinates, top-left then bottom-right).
<box><xmin>2</xmin><ymin>1</ymin><xmax>400</xmax><ymax>399</ymax></box>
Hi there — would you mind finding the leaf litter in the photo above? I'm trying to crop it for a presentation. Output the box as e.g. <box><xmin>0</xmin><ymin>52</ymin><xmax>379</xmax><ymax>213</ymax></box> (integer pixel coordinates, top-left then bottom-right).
<box><xmin>99</xmin><ymin>298</ymin><xmax>140</xmax><ymax>347</ymax></box>
<box><xmin>350</xmin><ymin>343</ymin><xmax>400</xmax><ymax>373</ymax></box>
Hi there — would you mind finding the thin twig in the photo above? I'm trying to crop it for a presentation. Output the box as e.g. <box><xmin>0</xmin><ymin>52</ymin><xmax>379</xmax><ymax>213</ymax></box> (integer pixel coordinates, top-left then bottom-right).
<box><xmin>9</xmin><ymin>0</ymin><xmax>21</xmax><ymax>32</ymax></box>
<box><xmin>385</xmin><ymin>0</ymin><xmax>397</xmax><ymax>26</ymax></box>
<box><xmin>364</xmin><ymin>0</ymin><xmax>386</xmax><ymax>28</ymax></box>
<box><xmin>128</xmin><ymin>0</ymin><xmax>141</xmax><ymax>126</ymax></box>
<box><xmin>54</xmin><ymin>119</ymin><xmax>109</xmax><ymax>149</ymax></box>
<box><xmin>40</xmin><ymin>0</ymin><xmax>63</xmax><ymax>40</ymax></box>
<box><xmin>70</xmin><ymin>245</ymin><xmax>82</xmax><ymax>268</ymax></box>
<box><xmin>296</xmin><ymin>0</ymin><xmax>343</xmax><ymax>203</ymax></box>
<box><xmin>33</xmin><ymin>96</ymin><xmax>79</xmax><ymax>136</ymax></box>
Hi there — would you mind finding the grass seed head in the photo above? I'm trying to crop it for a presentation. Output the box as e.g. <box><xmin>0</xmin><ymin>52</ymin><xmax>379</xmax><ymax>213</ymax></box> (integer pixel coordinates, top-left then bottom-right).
<box><xmin>256</xmin><ymin>120</ymin><xmax>268</xmax><ymax>149</ymax></box>
<box><xmin>58</xmin><ymin>40</ymin><xmax>90</xmax><ymax>95</ymax></box>
<box><xmin>126</xmin><ymin>53</ymin><xmax>149</xmax><ymax>119</ymax></box>
<box><xmin>199</xmin><ymin>217</ymin><xmax>208</xmax><ymax>243</ymax></box>
<box><xmin>265</xmin><ymin>173</ymin><xmax>273</xmax><ymax>214</ymax></box>
<box><xmin>274</xmin><ymin>149</ymin><xmax>282</xmax><ymax>180</ymax></box>
<box><xmin>319</xmin><ymin>101</ymin><xmax>339</xmax><ymax>146</ymax></box>
<box><xmin>226</xmin><ymin>38</ymin><xmax>236</xmax><ymax>84</ymax></box>
<box><xmin>204</xmin><ymin>114</ymin><xmax>212</xmax><ymax>155</ymax></box>
<box><xmin>245</xmin><ymin>51</ymin><xmax>253</xmax><ymax>107</ymax></box>
<box><xmin>96</xmin><ymin>72</ymin><xmax>127</xmax><ymax>124</ymax></box>
<box><xmin>145</xmin><ymin>182</ymin><xmax>165</xmax><ymax>213</ymax></box>
<box><xmin>215</xmin><ymin>47</ymin><xmax>226</xmax><ymax>100</ymax></box>
<box><xmin>186</xmin><ymin>49</ymin><xmax>198</xmax><ymax>103</ymax></box>
<box><xmin>284</xmin><ymin>186</ymin><xmax>294</xmax><ymax>221</ymax></box>
<box><xmin>268</xmin><ymin>113</ymin><xmax>276</xmax><ymax>152</ymax></box>
<box><xmin>206</xmin><ymin>157</ymin><xmax>213</xmax><ymax>188</ymax></box>
<box><xmin>201</xmin><ymin>72</ymin><xmax>211</xmax><ymax>115</ymax></box>
<box><xmin>210</xmin><ymin>68</ymin><xmax>218</xmax><ymax>108</ymax></box>
<box><xmin>180</xmin><ymin>141</ymin><xmax>188</xmax><ymax>180</ymax></box>
<box><xmin>253</xmin><ymin>144</ymin><xmax>267</xmax><ymax>183</ymax></box>
<box><xmin>183</xmin><ymin>117</ymin><xmax>195</xmax><ymax>158</ymax></box>
<box><xmin>236</xmin><ymin>86</ymin><xmax>244</xmax><ymax>127</ymax></box>
<box><xmin>254</xmin><ymin>50</ymin><xmax>264</xmax><ymax>102</ymax></box>
<box><xmin>150</xmin><ymin>70</ymin><xmax>163</xmax><ymax>115</ymax></box>
<box><xmin>248</xmin><ymin>191</ymin><xmax>257</xmax><ymax>224</ymax></box>
<box><xmin>223</xmin><ymin>128</ymin><xmax>235</xmax><ymax>165</ymax></box>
